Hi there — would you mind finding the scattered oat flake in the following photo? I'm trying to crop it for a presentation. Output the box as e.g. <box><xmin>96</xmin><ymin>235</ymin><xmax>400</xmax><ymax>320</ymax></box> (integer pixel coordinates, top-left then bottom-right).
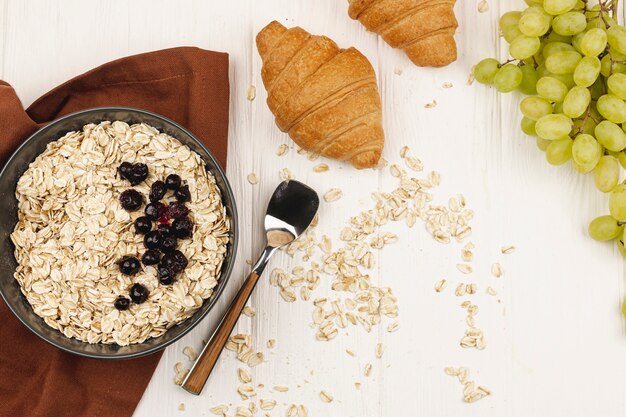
<box><xmin>501</xmin><ymin>245</ymin><xmax>516</xmax><ymax>254</ymax></box>
<box><xmin>346</xmin><ymin>348</ymin><xmax>356</xmax><ymax>357</ymax></box>
<box><xmin>457</xmin><ymin>263</ymin><xmax>472</xmax><ymax>274</ymax></box>
<box><xmin>246</xmin><ymin>85</ymin><xmax>256</xmax><ymax>101</ymax></box>
<box><xmin>486</xmin><ymin>286</ymin><xmax>497</xmax><ymax>296</ymax></box>
<box><xmin>319</xmin><ymin>390</ymin><xmax>334</xmax><ymax>403</ymax></box>
<box><xmin>313</xmin><ymin>163</ymin><xmax>329</xmax><ymax>173</ymax></box>
<box><xmin>478</xmin><ymin>0</ymin><xmax>489</xmax><ymax>12</ymax></box>
<box><xmin>324</xmin><ymin>188</ymin><xmax>343</xmax><ymax>202</ymax></box>
<box><xmin>442</xmin><ymin>82</ymin><xmax>454</xmax><ymax>88</ymax></box>
<box><xmin>387</xmin><ymin>321</ymin><xmax>399</xmax><ymax>332</ymax></box>
<box><xmin>424</xmin><ymin>100</ymin><xmax>437</xmax><ymax>109</ymax></box>
<box><xmin>274</xmin><ymin>385</ymin><xmax>289</xmax><ymax>392</ymax></box>
<box><xmin>445</xmin><ymin>367</ymin><xmax>491</xmax><ymax>403</ymax></box>
<box><xmin>267</xmin><ymin>339</ymin><xmax>276</xmax><ymax>349</ymax></box>
<box><xmin>210</xmin><ymin>405</ymin><xmax>229</xmax><ymax>415</ymax></box>
<box><xmin>247</xmin><ymin>173</ymin><xmax>258</xmax><ymax>185</ymax></box>
<box><xmin>355</xmin><ymin>382</ymin><xmax>361</xmax><ymax>389</ymax></box>
<box><xmin>183</xmin><ymin>346</ymin><xmax>197</xmax><ymax>361</ymax></box>
<box><xmin>259</xmin><ymin>399</ymin><xmax>276</xmax><ymax>410</ymax></box>
<box><xmin>405</xmin><ymin>156</ymin><xmax>423</xmax><ymax>171</ymax></box>
<box><xmin>468</xmin><ymin>68</ymin><xmax>476</xmax><ymax>85</ymax></box>
<box><xmin>364</xmin><ymin>363</ymin><xmax>372</xmax><ymax>377</ymax></box>
<box><xmin>235</xmin><ymin>406</ymin><xmax>253</xmax><ymax>417</ymax></box>
<box><xmin>280</xmin><ymin>167</ymin><xmax>295</xmax><ymax>181</ymax></box>
<box><xmin>178</xmin><ymin>403</ymin><xmax>185</xmax><ymax>411</ymax></box>
<box><xmin>243</xmin><ymin>306</ymin><xmax>256</xmax><ymax>317</ymax></box>
<box><xmin>491</xmin><ymin>262</ymin><xmax>503</xmax><ymax>278</ymax></box>
<box><xmin>375</xmin><ymin>343</ymin><xmax>385</xmax><ymax>359</ymax></box>
<box><xmin>400</xmin><ymin>145</ymin><xmax>410</xmax><ymax>158</ymax></box>
<box><xmin>434</xmin><ymin>279</ymin><xmax>447</xmax><ymax>293</ymax></box>
<box><xmin>276</xmin><ymin>144</ymin><xmax>289</xmax><ymax>156</ymax></box>
<box><xmin>394</xmin><ymin>67</ymin><xmax>403</xmax><ymax>75</ymax></box>
<box><xmin>238</xmin><ymin>367</ymin><xmax>252</xmax><ymax>383</ymax></box>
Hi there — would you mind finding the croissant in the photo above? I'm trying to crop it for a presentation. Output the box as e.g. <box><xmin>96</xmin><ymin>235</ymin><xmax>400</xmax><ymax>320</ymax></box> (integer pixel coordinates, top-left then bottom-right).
<box><xmin>256</xmin><ymin>21</ymin><xmax>384</xmax><ymax>169</ymax></box>
<box><xmin>347</xmin><ymin>0</ymin><xmax>458</xmax><ymax>67</ymax></box>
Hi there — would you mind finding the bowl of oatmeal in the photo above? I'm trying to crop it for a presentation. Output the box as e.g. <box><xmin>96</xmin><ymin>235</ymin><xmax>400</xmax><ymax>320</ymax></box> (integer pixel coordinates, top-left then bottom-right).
<box><xmin>0</xmin><ymin>107</ymin><xmax>238</xmax><ymax>359</ymax></box>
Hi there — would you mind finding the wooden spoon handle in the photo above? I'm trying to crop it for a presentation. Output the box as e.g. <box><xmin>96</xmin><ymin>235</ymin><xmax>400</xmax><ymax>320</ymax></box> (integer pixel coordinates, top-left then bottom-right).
<box><xmin>182</xmin><ymin>270</ymin><xmax>261</xmax><ymax>395</ymax></box>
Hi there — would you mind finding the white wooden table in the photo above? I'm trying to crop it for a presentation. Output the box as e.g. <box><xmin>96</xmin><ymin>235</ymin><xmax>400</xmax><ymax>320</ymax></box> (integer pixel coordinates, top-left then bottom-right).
<box><xmin>3</xmin><ymin>0</ymin><xmax>626</xmax><ymax>416</ymax></box>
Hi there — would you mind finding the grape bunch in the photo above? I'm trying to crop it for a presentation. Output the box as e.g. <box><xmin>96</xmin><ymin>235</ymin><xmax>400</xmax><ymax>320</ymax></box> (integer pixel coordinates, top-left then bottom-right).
<box><xmin>475</xmin><ymin>0</ymin><xmax>626</xmax><ymax>256</ymax></box>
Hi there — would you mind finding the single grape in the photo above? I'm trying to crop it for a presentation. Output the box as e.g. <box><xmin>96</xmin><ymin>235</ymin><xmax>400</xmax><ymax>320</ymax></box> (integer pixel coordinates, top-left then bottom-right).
<box><xmin>610</xmin><ymin>184</ymin><xmax>626</xmax><ymax>220</ymax></box>
<box><xmin>536</xmin><ymin>137</ymin><xmax>551</xmax><ymax>151</ymax></box>
<box><xmin>600</xmin><ymin>54</ymin><xmax>626</xmax><ymax>78</ymax></box>
<box><xmin>536</xmin><ymin>76</ymin><xmax>568</xmax><ymax>102</ymax></box>
<box><xmin>572</xmin><ymin>116</ymin><xmax>597</xmax><ymax>136</ymax></box>
<box><xmin>545</xmin><ymin>50</ymin><xmax>581</xmax><ymax>74</ymax></box>
<box><xmin>552</xmin><ymin>11</ymin><xmax>587</xmax><ymax>36</ymax></box>
<box><xmin>544</xmin><ymin>31</ymin><xmax>572</xmax><ymax>44</ymax></box>
<box><xmin>500</xmin><ymin>11</ymin><xmax>522</xmax><ymax>32</ymax></box>
<box><xmin>510</xmin><ymin>36</ymin><xmax>541</xmax><ymax>60</ymax></box>
<box><xmin>571</xmin><ymin>31</ymin><xmax>586</xmax><ymax>53</ymax></box>
<box><xmin>597</xmin><ymin>94</ymin><xmax>626</xmax><ymax>124</ymax></box>
<box><xmin>580</xmin><ymin>28</ymin><xmax>608</xmax><ymax>57</ymax></box>
<box><xmin>607</xmin><ymin>73</ymin><xmax>626</xmax><ymax>100</ymax></box>
<box><xmin>535</xmin><ymin>114</ymin><xmax>573</xmax><ymax>140</ymax></box>
<box><xmin>474</xmin><ymin>58</ymin><xmax>500</xmax><ymax>84</ymax></box>
<box><xmin>521</xmin><ymin>117</ymin><xmax>537</xmax><ymax>136</ymax></box>
<box><xmin>546</xmin><ymin>137</ymin><xmax>573</xmax><ymax>165</ymax></box>
<box><xmin>594</xmin><ymin>155</ymin><xmax>620</xmax><ymax>192</ymax></box>
<box><xmin>519</xmin><ymin>64</ymin><xmax>539</xmax><ymax>94</ymax></box>
<box><xmin>519</xmin><ymin>12</ymin><xmax>552</xmax><ymax>37</ymax></box>
<box><xmin>571</xmin><ymin>133</ymin><xmax>602</xmax><ymax>172</ymax></box>
<box><xmin>494</xmin><ymin>64</ymin><xmax>523</xmax><ymax>92</ymax></box>
<box><xmin>504</xmin><ymin>25</ymin><xmax>524</xmax><ymax>44</ymax></box>
<box><xmin>554</xmin><ymin>101</ymin><xmax>564</xmax><ymax>114</ymax></box>
<box><xmin>617</xmin><ymin>151</ymin><xmax>626</xmax><ymax>169</ymax></box>
<box><xmin>520</xmin><ymin>96</ymin><xmax>553</xmax><ymax>120</ymax></box>
<box><xmin>595</xmin><ymin>120</ymin><xmax>626</xmax><ymax>151</ymax></box>
<box><xmin>543</xmin><ymin>0</ymin><xmax>577</xmax><ymax>15</ymax></box>
<box><xmin>590</xmin><ymin>77</ymin><xmax>605</xmax><ymax>100</ymax></box>
<box><xmin>542</xmin><ymin>41</ymin><xmax>576</xmax><ymax>58</ymax></box>
<box><xmin>588</xmin><ymin>215</ymin><xmax>623</xmax><ymax>240</ymax></box>
<box><xmin>563</xmin><ymin>86</ymin><xmax>591</xmax><ymax>118</ymax></box>
<box><xmin>608</xmin><ymin>25</ymin><xmax>626</xmax><ymax>55</ymax></box>
<box><xmin>523</xmin><ymin>0</ymin><xmax>544</xmax><ymax>5</ymax></box>
<box><xmin>573</xmin><ymin>56</ymin><xmax>601</xmax><ymax>87</ymax></box>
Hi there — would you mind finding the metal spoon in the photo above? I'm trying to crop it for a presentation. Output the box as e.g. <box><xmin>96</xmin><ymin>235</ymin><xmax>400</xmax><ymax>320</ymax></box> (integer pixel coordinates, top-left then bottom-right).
<box><xmin>182</xmin><ymin>180</ymin><xmax>319</xmax><ymax>395</ymax></box>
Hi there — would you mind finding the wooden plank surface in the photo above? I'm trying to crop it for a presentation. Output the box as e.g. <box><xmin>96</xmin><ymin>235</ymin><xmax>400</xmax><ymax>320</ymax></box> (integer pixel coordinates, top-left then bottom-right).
<box><xmin>2</xmin><ymin>0</ymin><xmax>626</xmax><ymax>416</ymax></box>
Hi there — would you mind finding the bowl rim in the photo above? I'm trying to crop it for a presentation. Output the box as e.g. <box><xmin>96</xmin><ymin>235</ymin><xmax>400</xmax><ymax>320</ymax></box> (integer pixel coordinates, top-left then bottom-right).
<box><xmin>0</xmin><ymin>106</ymin><xmax>238</xmax><ymax>359</ymax></box>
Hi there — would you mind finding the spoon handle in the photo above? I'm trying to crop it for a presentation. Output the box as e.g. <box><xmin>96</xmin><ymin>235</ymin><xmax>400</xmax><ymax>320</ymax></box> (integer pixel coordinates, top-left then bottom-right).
<box><xmin>182</xmin><ymin>246</ymin><xmax>274</xmax><ymax>395</ymax></box>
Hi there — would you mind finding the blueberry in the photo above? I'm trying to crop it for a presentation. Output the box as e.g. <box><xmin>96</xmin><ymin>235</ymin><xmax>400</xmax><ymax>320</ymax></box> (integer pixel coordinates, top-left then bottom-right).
<box><xmin>119</xmin><ymin>189</ymin><xmax>144</xmax><ymax>211</ymax></box>
<box><xmin>162</xmin><ymin>250</ymin><xmax>188</xmax><ymax>274</ymax></box>
<box><xmin>129</xmin><ymin>283</ymin><xmax>149</xmax><ymax>304</ymax></box>
<box><xmin>165</xmin><ymin>174</ymin><xmax>182</xmax><ymax>190</ymax></box>
<box><xmin>118</xmin><ymin>256</ymin><xmax>140</xmax><ymax>275</ymax></box>
<box><xmin>128</xmin><ymin>163</ymin><xmax>148</xmax><ymax>185</ymax></box>
<box><xmin>158</xmin><ymin>267</ymin><xmax>175</xmax><ymax>285</ymax></box>
<box><xmin>145</xmin><ymin>202</ymin><xmax>164</xmax><ymax>221</ymax></box>
<box><xmin>174</xmin><ymin>184</ymin><xmax>191</xmax><ymax>203</ymax></box>
<box><xmin>172</xmin><ymin>217</ymin><xmax>193</xmax><ymax>239</ymax></box>
<box><xmin>141</xmin><ymin>250</ymin><xmax>161</xmax><ymax>265</ymax></box>
<box><xmin>134</xmin><ymin>216</ymin><xmax>152</xmax><ymax>234</ymax></box>
<box><xmin>161</xmin><ymin>235</ymin><xmax>178</xmax><ymax>253</ymax></box>
<box><xmin>168</xmin><ymin>202</ymin><xmax>189</xmax><ymax>219</ymax></box>
<box><xmin>149</xmin><ymin>180</ymin><xmax>167</xmax><ymax>202</ymax></box>
<box><xmin>144</xmin><ymin>230</ymin><xmax>162</xmax><ymax>250</ymax></box>
<box><xmin>114</xmin><ymin>296</ymin><xmax>131</xmax><ymax>311</ymax></box>
<box><xmin>157</xmin><ymin>223</ymin><xmax>172</xmax><ymax>236</ymax></box>
<box><xmin>118</xmin><ymin>162</ymin><xmax>133</xmax><ymax>180</ymax></box>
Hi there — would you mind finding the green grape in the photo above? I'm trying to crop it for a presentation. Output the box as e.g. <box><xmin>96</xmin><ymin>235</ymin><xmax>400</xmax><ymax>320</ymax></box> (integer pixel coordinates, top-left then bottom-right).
<box><xmin>594</xmin><ymin>155</ymin><xmax>620</xmax><ymax>192</ymax></box>
<box><xmin>544</xmin><ymin>31</ymin><xmax>572</xmax><ymax>44</ymax></box>
<box><xmin>536</xmin><ymin>137</ymin><xmax>551</xmax><ymax>151</ymax></box>
<box><xmin>609</xmin><ymin>184</ymin><xmax>626</xmax><ymax>220</ymax></box>
<box><xmin>600</xmin><ymin>54</ymin><xmax>626</xmax><ymax>77</ymax></box>
<box><xmin>520</xmin><ymin>96</ymin><xmax>553</xmax><ymax>120</ymax></box>
<box><xmin>597</xmin><ymin>94</ymin><xmax>626</xmax><ymax>124</ymax></box>
<box><xmin>590</xmin><ymin>77</ymin><xmax>605</xmax><ymax>100</ymax></box>
<box><xmin>546</xmin><ymin>137</ymin><xmax>573</xmax><ymax>165</ymax></box>
<box><xmin>510</xmin><ymin>36</ymin><xmax>541</xmax><ymax>60</ymax></box>
<box><xmin>500</xmin><ymin>11</ymin><xmax>522</xmax><ymax>32</ymax></box>
<box><xmin>474</xmin><ymin>58</ymin><xmax>500</xmax><ymax>84</ymax></box>
<box><xmin>571</xmin><ymin>31</ymin><xmax>585</xmax><ymax>53</ymax></box>
<box><xmin>542</xmin><ymin>41</ymin><xmax>576</xmax><ymax>58</ymax></box>
<box><xmin>563</xmin><ymin>86</ymin><xmax>591</xmax><ymax>118</ymax></box>
<box><xmin>521</xmin><ymin>117</ymin><xmax>537</xmax><ymax>135</ymax></box>
<box><xmin>552</xmin><ymin>11</ymin><xmax>587</xmax><ymax>36</ymax></box>
<box><xmin>617</xmin><ymin>151</ymin><xmax>626</xmax><ymax>169</ymax></box>
<box><xmin>580</xmin><ymin>28</ymin><xmax>608</xmax><ymax>57</ymax></box>
<box><xmin>536</xmin><ymin>76</ymin><xmax>568</xmax><ymax>102</ymax></box>
<box><xmin>571</xmin><ymin>133</ymin><xmax>602</xmax><ymax>172</ymax></box>
<box><xmin>607</xmin><ymin>73</ymin><xmax>626</xmax><ymax>100</ymax></box>
<box><xmin>523</xmin><ymin>0</ymin><xmax>543</xmax><ymax>5</ymax></box>
<box><xmin>588</xmin><ymin>215</ymin><xmax>622</xmax><ymax>240</ymax></box>
<box><xmin>543</xmin><ymin>0</ymin><xmax>577</xmax><ymax>15</ymax></box>
<box><xmin>607</xmin><ymin>26</ymin><xmax>626</xmax><ymax>55</ymax></box>
<box><xmin>519</xmin><ymin>12</ymin><xmax>551</xmax><ymax>36</ymax></box>
<box><xmin>595</xmin><ymin>120</ymin><xmax>626</xmax><ymax>151</ymax></box>
<box><xmin>519</xmin><ymin>65</ymin><xmax>539</xmax><ymax>94</ymax></box>
<box><xmin>535</xmin><ymin>114</ymin><xmax>573</xmax><ymax>139</ymax></box>
<box><xmin>494</xmin><ymin>64</ymin><xmax>523</xmax><ymax>92</ymax></box>
<box><xmin>545</xmin><ymin>50</ymin><xmax>581</xmax><ymax>74</ymax></box>
<box><xmin>573</xmin><ymin>56</ymin><xmax>601</xmax><ymax>87</ymax></box>
<box><xmin>554</xmin><ymin>101</ymin><xmax>564</xmax><ymax>113</ymax></box>
<box><xmin>572</xmin><ymin>115</ymin><xmax>596</xmax><ymax>135</ymax></box>
<box><xmin>504</xmin><ymin>25</ymin><xmax>524</xmax><ymax>44</ymax></box>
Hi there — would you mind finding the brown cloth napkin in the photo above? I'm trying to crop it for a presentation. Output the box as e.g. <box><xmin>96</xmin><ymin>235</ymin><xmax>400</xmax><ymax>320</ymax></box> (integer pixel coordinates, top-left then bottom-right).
<box><xmin>0</xmin><ymin>47</ymin><xmax>230</xmax><ymax>417</ymax></box>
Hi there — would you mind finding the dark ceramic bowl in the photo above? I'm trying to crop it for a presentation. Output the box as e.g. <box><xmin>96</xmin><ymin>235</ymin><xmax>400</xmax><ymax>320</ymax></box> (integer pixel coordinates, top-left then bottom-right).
<box><xmin>0</xmin><ymin>107</ymin><xmax>238</xmax><ymax>359</ymax></box>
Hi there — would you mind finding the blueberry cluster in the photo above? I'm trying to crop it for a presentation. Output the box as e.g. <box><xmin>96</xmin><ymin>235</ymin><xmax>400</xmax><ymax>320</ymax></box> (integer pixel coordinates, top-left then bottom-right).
<box><xmin>114</xmin><ymin>165</ymin><xmax>194</xmax><ymax>311</ymax></box>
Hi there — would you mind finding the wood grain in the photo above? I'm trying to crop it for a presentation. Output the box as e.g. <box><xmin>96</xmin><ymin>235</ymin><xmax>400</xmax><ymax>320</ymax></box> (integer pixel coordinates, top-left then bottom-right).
<box><xmin>182</xmin><ymin>271</ymin><xmax>261</xmax><ymax>395</ymax></box>
<box><xmin>3</xmin><ymin>1</ymin><xmax>626</xmax><ymax>416</ymax></box>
